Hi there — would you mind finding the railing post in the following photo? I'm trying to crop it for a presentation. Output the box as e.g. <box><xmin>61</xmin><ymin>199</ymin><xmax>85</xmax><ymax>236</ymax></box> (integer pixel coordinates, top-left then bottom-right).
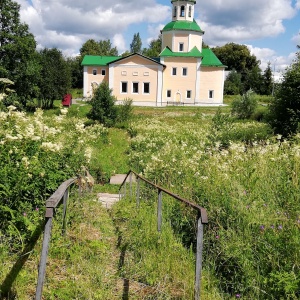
<box><xmin>35</xmin><ymin>209</ymin><xmax>54</xmax><ymax>300</ymax></box>
<box><xmin>62</xmin><ymin>188</ymin><xmax>69</xmax><ymax>236</ymax></box>
<box><xmin>136</xmin><ymin>177</ymin><xmax>140</xmax><ymax>208</ymax></box>
<box><xmin>124</xmin><ymin>179</ymin><xmax>127</xmax><ymax>198</ymax></box>
<box><xmin>157</xmin><ymin>189</ymin><xmax>162</xmax><ymax>232</ymax></box>
<box><xmin>129</xmin><ymin>172</ymin><xmax>133</xmax><ymax>199</ymax></box>
<box><xmin>194</xmin><ymin>212</ymin><xmax>204</xmax><ymax>300</ymax></box>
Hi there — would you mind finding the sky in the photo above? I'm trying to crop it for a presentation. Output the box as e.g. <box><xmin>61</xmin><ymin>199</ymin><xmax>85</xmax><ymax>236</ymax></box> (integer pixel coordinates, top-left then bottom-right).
<box><xmin>16</xmin><ymin>0</ymin><xmax>300</xmax><ymax>74</ymax></box>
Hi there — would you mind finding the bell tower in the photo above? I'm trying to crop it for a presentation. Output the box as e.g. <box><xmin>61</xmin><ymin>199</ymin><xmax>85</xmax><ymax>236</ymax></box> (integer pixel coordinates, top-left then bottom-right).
<box><xmin>172</xmin><ymin>0</ymin><xmax>196</xmax><ymax>22</ymax></box>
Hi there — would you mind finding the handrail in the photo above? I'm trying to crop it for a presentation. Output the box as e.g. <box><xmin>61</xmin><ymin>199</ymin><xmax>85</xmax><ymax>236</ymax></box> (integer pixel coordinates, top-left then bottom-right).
<box><xmin>35</xmin><ymin>177</ymin><xmax>77</xmax><ymax>300</ymax></box>
<box><xmin>119</xmin><ymin>170</ymin><xmax>208</xmax><ymax>300</ymax></box>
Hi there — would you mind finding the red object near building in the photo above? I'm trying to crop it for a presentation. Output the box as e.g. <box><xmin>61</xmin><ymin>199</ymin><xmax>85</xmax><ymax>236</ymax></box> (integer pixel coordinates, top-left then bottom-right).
<box><xmin>62</xmin><ymin>94</ymin><xmax>72</xmax><ymax>107</ymax></box>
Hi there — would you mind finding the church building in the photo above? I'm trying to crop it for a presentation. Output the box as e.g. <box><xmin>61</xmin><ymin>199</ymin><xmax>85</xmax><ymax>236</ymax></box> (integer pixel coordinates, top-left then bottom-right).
<box><xmin>82</xmin><ymin>0</ymin><xmax>225</xmax><ymax>106</ymax></box>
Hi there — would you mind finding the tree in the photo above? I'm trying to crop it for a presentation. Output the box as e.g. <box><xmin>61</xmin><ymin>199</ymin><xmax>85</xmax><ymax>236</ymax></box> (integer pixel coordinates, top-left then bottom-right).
<box><xmin>224</xmin><ymin>70</ymin><xmax>243</xmax><ymax>95</ymax></box>
<box><xmin>130</xmin><ymin>33</ymin><xmax>142</xmax><ymax>54</ymax></box>
<box><xmin>0</xmin><ymin>0</ymin><xmax>39</xmax><ymax>105</ymax></box>
<box><xmin>87</xmin><ymin>81</ymin><xmax>117</xmax><ymax>127</ymax></box>
<box><xmin>243</xmin><ymin>65</ymin><xmax>264</xmax><ymax>94</ymax></box>
<box><xmin>142</xmin><ymin>35</ymin><xmax>162</xmax><ymax>57</ymax></box>
<box><xmin>262</xmin><ymin>62</ymin><xmax>273</xmax><ymax>95</ymax></box>
<box><xmin>80</xmin><ymin>39</ymin><xmax>118</xmax><ymax>57</ymax></box>
<box><xmin>212</xmin><ymin>43</ymin><xmax>260</xmax><ymax>74</ymax></box>
<box><xmin>268</xmin><ymin>52</ymin><xmax>300</xmax><ymax>136</ymax></box>
<box><xmin>67</xmin><ymin>56</ymin><xmax>83</xmax><ymax>89</ymax></box>
<box><xmin>37</xmin><ymin>48</ymin><xmax>71</xmax><ymax>109</ymax></box>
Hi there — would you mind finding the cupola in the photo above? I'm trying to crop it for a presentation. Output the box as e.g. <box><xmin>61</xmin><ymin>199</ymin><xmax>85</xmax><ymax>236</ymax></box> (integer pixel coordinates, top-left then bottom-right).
<box><xmin>171</xmin><ymin>0</ymin><xmax>196</xmax><ymax>22</ymax></box>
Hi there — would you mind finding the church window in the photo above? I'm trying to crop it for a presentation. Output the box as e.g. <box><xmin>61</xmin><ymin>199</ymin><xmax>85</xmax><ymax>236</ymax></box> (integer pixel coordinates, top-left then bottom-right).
<box><xmin>172</xmin><ymin>67</ymin><xmax>177</xmax><ymax>75</ymax></box>
<box><xmin>167</xmin><ymin>90</ymin><xmax>171</xmax><ymax>98</ymax></box>
<box><xmin>189</xmin><ymin>6</ymin><xmax>192</xmax><ymax>17</ymax></box>
<box><xmin>182</xmin><ymin>67</ymin><xmax>187</xmax><ymax>76</ymax></box>
<box><xmin>180</xmin><ymin>6</ymin><xmax>185</xmax><ymax>17</ymax></box>
<box><xmin>143</xmin><ymin>82</ymin><xmax>150</xmax><ymax>94</ymax></box>
<box><xmin>179</xmin><ymin>43</ymin><xmax>184</xmax><ymax>51</ymax></box>
<box><xmin>132</xmin><ymin>82</ymin><xmax>139</xmax><ymax>93</ymax></box>
<box><xmin>187</xmin><ymin>90</ymin><xmax>191</xmax><ymax>98</ymax></box>
<box><xmin>174</xmin><ymin>6</ymin><xmax>177</xmax><ymax>17</ymax></box>
<box><xmin>121</xmin><ymin>82</ymin><xmax>128</xmax><ymax>93</ymax></box>
<box><xmin>92</xmin><ymin>69</ymin><xmax>97</xmax><ymax>75</ymax></box>
<box><xmin>209</xmin><ymin>90</ymin><xmax>214</xmax><ymax>98</ymax></box>
<box><xmin>101</xmin><ymin>69</ymin><xmax>106</xmax><ymax>76</ymax></box>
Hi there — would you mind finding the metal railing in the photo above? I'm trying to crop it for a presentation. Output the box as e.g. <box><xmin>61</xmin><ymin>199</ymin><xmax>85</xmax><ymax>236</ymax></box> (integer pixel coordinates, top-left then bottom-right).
<box><xmin>119</xmin><ymin>170</ymin><xmax>208</xmax><ymax>300</ymax></box>
<box><xmin>35</xmin><ymin>177</ymin><xmax>76</xmax><ymax>300</ymax></box>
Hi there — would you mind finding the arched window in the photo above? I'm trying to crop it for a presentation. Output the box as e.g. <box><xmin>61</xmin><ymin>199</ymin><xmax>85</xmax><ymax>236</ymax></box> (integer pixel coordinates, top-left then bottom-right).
<box><xmin>174</xmin><ymin>6</ymin><xmax>177</xmax><ymax>17</ymax></box>
<box><xmin>189</xmin><ymin>6</ymin><xmax>192</xmax><ymax>17</ymax></box>
<box><xmin>180</xmin><ymin>6</ymin><xmax>185</xmax><ymax>17</ymax></box>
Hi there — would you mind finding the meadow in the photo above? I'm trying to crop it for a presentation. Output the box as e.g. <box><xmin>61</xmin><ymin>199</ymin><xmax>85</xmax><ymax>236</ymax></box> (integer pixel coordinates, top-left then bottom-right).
<box><xmin>0</xmin><ymin>102</ymin><xmax>299</xmax><ymax>299</ymax></box>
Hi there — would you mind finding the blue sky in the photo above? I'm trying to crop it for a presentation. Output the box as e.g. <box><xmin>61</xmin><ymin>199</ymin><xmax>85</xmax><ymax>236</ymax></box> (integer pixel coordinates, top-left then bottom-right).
<box><xmin>16</xmin><ymin>0</ymin><xmax>300</xmax><ymax>73</ymax></box>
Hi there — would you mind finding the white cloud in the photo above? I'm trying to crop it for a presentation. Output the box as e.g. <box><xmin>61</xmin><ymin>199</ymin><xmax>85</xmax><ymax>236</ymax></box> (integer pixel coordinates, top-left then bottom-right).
<box><xmin>198</xmin><ymin>0</ymin><xmax>297</xmax><ymax>45</ymax></box>
<box><xmin>291</xmin><ymin>32</ymin><xmax>300</xmax><ymax>47</ymax></box>
<box><xmin>113</xmin><ymin>34</ymin><xmax>126</xmax><ymax>54</ymax></box>
<box><xmin>16</xmin><ymin>0</ymin><xmax>169</xmax><ymax>56</ymax></box>
<box><xmin>146</xmin><ymin>24</ymin><xmax>164</xmax><ymax>45</ymax></box>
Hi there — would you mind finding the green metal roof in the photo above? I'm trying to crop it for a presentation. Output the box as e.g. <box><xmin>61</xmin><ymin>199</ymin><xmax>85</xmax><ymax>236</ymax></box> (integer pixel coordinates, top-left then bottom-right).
<box><xmin>201</xmin><ymin>48</ymin><xmax>225</xmax><ymax>67</ymax></box>
<box><xmin>162</xmin><ymin>20</ymin><xmax>204</xmax><ymax>33</ymax></box>
<box><xmin>160</xmin><ymin>46</ymin><xmax>202</xmax><ymax>57</ymax></box>
<box><xmin>81</xmin><ymin>55</ymin><xmax>119</xmax><ymax>66</ymax></box>
<box><xmin>160</xmin><ymin>46</ymin><xmax>225</xmax><ymax>67</ymax></box>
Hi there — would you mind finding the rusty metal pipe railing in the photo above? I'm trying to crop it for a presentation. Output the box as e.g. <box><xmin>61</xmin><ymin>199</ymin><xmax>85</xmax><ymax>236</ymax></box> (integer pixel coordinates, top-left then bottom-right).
<box><xmin>35</xmin><ymin>178</ymin><xmax>76</xmax><ymax>300</ymax></box>
<box><xmin>119</xmin><ymin>170</ymin><xmax>208</xmax><ymax>300</ymax></box>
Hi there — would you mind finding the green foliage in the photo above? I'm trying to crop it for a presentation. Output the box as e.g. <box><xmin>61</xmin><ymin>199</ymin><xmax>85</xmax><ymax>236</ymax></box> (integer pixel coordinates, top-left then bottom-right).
<box><xmin>130</xmin><ymin>33</ymin><xmax>142</xmax><ymax>54</ymax></box>
<box><xmin>224</xmin><ymin>70</ymin><xmax>243</xmax><ymax>95</ymax></box>
<box><xmin>268</xmin><ymin>52</ymin><xmax>300</xmax><ymax>137</ymax></box>
<box><xmin>0</xmin><ymin>0</ymin><xmax>39</xmax><ymax>104</ymax></box>
<box><xmin>37</xmin><ymin>48</ymin><xmax>72</xmax><ymax>109</ymax></box>
<box><xmin>87</xmin><ymin>81</ymin><xmax>117</xmax><ymax>127</ymax></box>
<box><xmin>231</xmin><ymin>90</ymin><xmax>258</xmax><ymax>119</ymax></box>
<box><xmin>262</xmin><ymin>62</ymin><xmax>273</xmax><ymax>95</ymax></box>
<box><xmin>142</xmin><ymin>35</ymin><xmax>162</xmax><ymax>57</ymax></box>
<box><xmin>115</xmin><ymin>98</ymin><xmax>133</xmax><ymax>128</ymax></box>
<box><xmin>80</xmin><ymin>39</ymin><xmax>118</xmax><ymax>57</ymax></box>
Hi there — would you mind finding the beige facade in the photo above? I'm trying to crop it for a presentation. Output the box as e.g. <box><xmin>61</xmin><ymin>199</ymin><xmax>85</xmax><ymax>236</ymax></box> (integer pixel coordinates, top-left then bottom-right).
<box><xmin>82</xmin><ymin>0</ymin><xmax>225</xmax><ymax>106</ymax></box>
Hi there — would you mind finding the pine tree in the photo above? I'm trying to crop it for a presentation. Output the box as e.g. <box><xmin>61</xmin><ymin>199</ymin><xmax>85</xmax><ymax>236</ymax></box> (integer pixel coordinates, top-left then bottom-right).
<box><xmin>130</xmin><ymin>33</ymin><xmax>142</xmax><ymax>54</ymax></box>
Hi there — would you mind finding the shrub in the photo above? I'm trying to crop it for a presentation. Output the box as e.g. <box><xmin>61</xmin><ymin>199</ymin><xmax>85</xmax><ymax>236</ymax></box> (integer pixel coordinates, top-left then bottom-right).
<box><xmin>115</xmin><ymin>98</ymin><xmax>133</xmax><ymax>128</ymax></box>
<box><xmin>268</xmin><ymin>52</ymin><xmax>300</xmax><ymax>137</ymax></box>
<box><xmin>231</xmin><ymin>89</ymin><xmax>258</xmax><ymax>119</ymax></box>
<box><xmin>87</xmin><ymin>81</ymin><xmax>117</xmax><ymax>127</ymax></box>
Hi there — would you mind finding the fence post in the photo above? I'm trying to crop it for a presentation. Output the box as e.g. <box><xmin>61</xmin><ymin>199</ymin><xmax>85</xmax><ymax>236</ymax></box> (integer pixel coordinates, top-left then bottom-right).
<box><xmin>62</xmin><ymin>188</ymin><xmax>69</xmax><ymax>236</ymax></box>
<box><xmin>129</xmin><ymin>172</ymin><xmax>133</xmax><ymax>199</ymax></box>
<box><xmin>194</xmin><ymin>212</ymin><xmax>204</xmax><ymax>300</ymax></box>
<box><xmin>35</xmin><ymin>210</ymin><xmax>53</xmax><ymax>300</ymax></box>
<box><xmin>157</xmin><ymin>189</ymin><xmax>162</xmax><ymax>232</ymax></box>
<box><xmin>136</xmin><ymin>177</ymin><xmax>140</xmax><ymax>208</ymax></box>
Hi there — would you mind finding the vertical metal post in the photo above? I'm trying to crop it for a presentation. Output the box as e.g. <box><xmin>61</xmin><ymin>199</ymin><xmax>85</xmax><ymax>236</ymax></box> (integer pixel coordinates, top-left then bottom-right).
<box><xmin>136</xmin><ymin>177</ymin><xmax>140</xmax><ymax>208</ymax></box>
<box><xmin>195</xmin><ymin>212</ymin><xmax>204</xmax><ymax>300</ymax></box>
<box><xmin>157</xmin><ymin>189</ymin><xmax>162</xmax><ymax>232</ymax></box>
<box><xmin>62</xmin><ymin>188</ymin><xmax>69</xmax><ymax>235</ymax></box>
<box><xmin>129</xmin><ymin>172</ymin><xmax>133</xmax><ymax>199</ymax></box>
<box><xmin>35</xmin><ymin>213</ymin><xmax>53</xmax><ymax>300</ymax></box>
<box><xmin>124</xmin><ymin>179</ymin><xmax>127</xmax><ymax>198</ymax></box>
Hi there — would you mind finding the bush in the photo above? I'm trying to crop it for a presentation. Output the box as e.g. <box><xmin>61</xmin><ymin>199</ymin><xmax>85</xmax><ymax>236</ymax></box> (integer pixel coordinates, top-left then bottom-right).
<box><xmin>87</xmin><ymin>81</ymin><xmax>117</xmax><ymax>127</ymax></box>
<box><xmin>231</xmin><ymin>89</ymin><xmax>258</xmax><ymax>119</ymax></box>
<box><xmin>116</xmin><ymin>98</ymin><xmax>133</xmax><ymax>128</ymax></box>
<box><xmin>268</xmin><ymin>52</ymin><xmax>300</xmax><ymax>137</ymax></box>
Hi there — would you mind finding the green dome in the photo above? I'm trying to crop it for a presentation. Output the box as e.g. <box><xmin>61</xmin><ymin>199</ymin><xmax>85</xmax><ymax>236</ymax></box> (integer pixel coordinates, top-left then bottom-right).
<box><xmin>162</xmin><ymin>20</ymin><xmax>204</xmax><ymax>33</ymax></box>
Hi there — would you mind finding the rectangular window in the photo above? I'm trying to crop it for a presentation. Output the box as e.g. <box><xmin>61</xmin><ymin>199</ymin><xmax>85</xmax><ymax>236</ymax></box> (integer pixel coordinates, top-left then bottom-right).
<box><xmin>144</xmin><ymin>72</ymin><xmax>149</xmax><ymax>76</ymax></box>
<box><xmin>143</xmin><ymin>82</ymin><xmax>150</xmax><ymax>94</ymax></box>
<box><xmin>132</xmin><ymin>82</ymin><xmax>139</xmax><ymax>93</ymax></box>
<box><xmin>133</xmin><ymin>72</ymin><xmax>138</xmax><ymax>76</ymax></box>
<box><xmin>167</xmin><ymin>90</ymin><xmax>171</xmax><ymax>98</ymax></box>
<box><xmin>179</xmin><ymin>43</ymin><xmax>184</xmax><ymax>52</ymax></box>
<box><xmin>92</xmin><ymin>69</ymin><xmax>97</xmax><ymax>75</ymax></box>
<box><xmin>182</xmin><ymin>67</ymin><xmax>187</xmax><ymax>76</ymax></box>
<box><xmin>186</xmin><ymin>90</ymin><xmax>191</xmax><ymax>98</ymax></box>
<box><xmin>101</xmin><ymin>69</ymin><xmax>106</xmax><ymax>76</ymax></box>
<box><xmin>121</xmin><ymin>82</ymin><xmax>128</xmax><ymax>93</ymax></box>
<box><xmin>172</xmin><ymin>67</ymin><xmax>177</xmax><ymax>75</ymax></box>
<box><xmin>121</xmin><ymin>71</ymin><xmax>127</xmax><ymax>76</ymax></box>
<box><xmin>209</xmin><ymin>90</ymin><xmax>214</xmax><ymax>98</ymax></box>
